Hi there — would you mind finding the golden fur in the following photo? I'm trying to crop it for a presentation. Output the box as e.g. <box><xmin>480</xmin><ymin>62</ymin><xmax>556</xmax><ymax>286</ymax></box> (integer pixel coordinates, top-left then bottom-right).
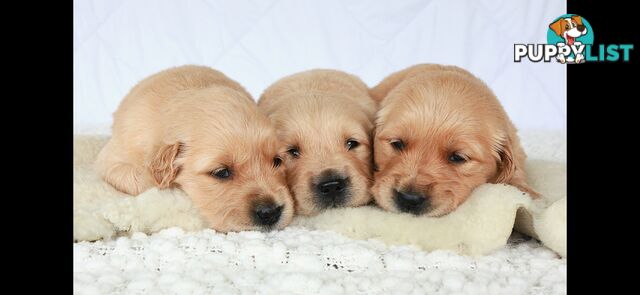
<box><xmin>95</xmin><ymin>65</ymin><xmax>294</xmax><ymax>232</ymax></box>
<box><xmin>370</xmin><ymin>64</ymin><xmax>538</xmax><ymax>216</ymax></box>
<box><xmin>259</xmin><ymin>69</ymin><xmax>376</xmax><ymax>215</ymax></box>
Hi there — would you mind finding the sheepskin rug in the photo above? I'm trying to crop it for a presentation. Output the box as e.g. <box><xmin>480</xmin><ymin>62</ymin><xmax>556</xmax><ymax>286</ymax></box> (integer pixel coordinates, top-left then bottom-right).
<box><xmin>74</xmin><ymin>130</ymin><xmax>566</xmax><ymax>294</ymax></box>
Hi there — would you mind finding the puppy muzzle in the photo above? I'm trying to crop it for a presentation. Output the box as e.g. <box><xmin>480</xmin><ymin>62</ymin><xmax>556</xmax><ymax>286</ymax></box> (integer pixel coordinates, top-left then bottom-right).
<box><xmin>251</xmin><ymin>199</ymin><xmax>283</xmax><ymax>228</ymax></box>
<box><xmin>394</xmin><ymin>190</ymin><xmax>429</xmax><ymax>215</ymax></box>
<box><xmin>311</xmin><ymin>169</ymin><xmax>350</xmax><ymax>208</ymax></box>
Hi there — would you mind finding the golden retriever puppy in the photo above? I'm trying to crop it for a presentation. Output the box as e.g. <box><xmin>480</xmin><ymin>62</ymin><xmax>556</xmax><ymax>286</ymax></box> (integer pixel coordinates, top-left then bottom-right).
<box><xmin>258</xmin><ymin>70</ymin><xmax>376</xmax><ymax>216</ymax></box>
<box><xmin>370</xmin><ymin>64</ymin><xmax>539</xmax><ymax>216</ymax></box>
<box><xmin>95</xmin><ymin>65</ymin><xmax>294</xmax><ymax>232</ymax></box>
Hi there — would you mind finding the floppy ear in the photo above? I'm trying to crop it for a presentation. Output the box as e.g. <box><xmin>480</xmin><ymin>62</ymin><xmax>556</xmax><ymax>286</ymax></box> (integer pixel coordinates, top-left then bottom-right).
<box><xmin>494</xmin><ymin>136</ymin><xmax>516</xmax><ymax>183</ymax></box>
<box><xmin>549</xmin><ymin>19</ymin><xmax>564</xmax><ymax>36</ymax></box>
<box><xmin>150</xmin><ymin>142</ymin><xmax>183</xmax><ymax>189</ymax></box>
<box><xmin>571</xmin><ymin>15</ymin><xmax>583</xmax><ymax>26</ymax></box>
<box><xmin>494</xmin><ymin>136</ymin><xmax>540</xmax><ymax>198</ymax></box>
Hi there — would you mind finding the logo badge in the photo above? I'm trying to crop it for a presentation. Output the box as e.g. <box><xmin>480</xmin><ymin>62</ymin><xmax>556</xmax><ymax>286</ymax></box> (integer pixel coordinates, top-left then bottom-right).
<box><xmin>547</xmin><ymin>14</ymin><xmax>594</xmax><ymax>64</ymax></box>
<box><xmin>514</xmin><ymin>14</ymin><xmax>633</xmax><ymax>63</ymax></box>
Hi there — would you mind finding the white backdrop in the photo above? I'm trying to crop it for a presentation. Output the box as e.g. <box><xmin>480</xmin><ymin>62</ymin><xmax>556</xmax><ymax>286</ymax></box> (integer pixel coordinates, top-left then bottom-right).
<box><xmin>73</xmin><ymin>0</ymin><xmax>566</xmax><ymax>133</ymax></box>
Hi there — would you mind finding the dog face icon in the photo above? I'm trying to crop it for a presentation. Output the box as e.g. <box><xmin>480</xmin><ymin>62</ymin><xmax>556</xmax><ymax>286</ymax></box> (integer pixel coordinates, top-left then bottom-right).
<box><xmin>549</xmin><ymin>15</ymin><xmax>587</xmax><ymax>45</ymax></box>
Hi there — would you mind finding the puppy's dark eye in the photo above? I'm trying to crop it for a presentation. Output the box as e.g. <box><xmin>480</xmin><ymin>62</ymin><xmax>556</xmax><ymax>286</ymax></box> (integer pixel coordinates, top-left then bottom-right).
<box><xmin>287</xmin><ymin>147</ymin><xmax>300</xmax><ymax>158</ymax></box>
<box><xmin>273</xmin><ymin>157</ymin><xmax>283</xmax><ymax>168</ymax></box>
<box><xmin>390</xmin><ymin>139</ymin><xmax>405</xmax><ymax>151</ymax></box>
<box><xmin>346</xmin><ymin>139</ymin><xmax>359</xmax><ymax>151</ymax></box>
<box><xmin>211</xmin><ymin>168</ymin><xmax>232</xmax><ymax>179</ymax></box>
<box><xmin>565</xmin><ymin>24</ymin><xmax>569</xmax><ymax>30</ymax></box>
<box><xmin>448</xmin><ymin>153</ymin><xmax>466</xmax><ymax>164</ymax></box>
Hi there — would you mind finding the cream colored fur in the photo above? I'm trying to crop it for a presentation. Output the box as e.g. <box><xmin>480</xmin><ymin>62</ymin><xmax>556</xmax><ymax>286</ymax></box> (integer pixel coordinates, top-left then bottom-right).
<box><xmin>74</xmin><ymin>135</ymin><xmax>566</xmax><ymax>257</ymax></box>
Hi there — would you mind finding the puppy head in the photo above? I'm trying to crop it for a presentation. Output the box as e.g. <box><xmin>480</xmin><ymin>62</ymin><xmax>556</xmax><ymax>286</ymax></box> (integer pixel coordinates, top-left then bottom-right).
<box><xmin>266</xmin><ymin>94</ymin><xmax>374</xmax><ymax>216</ymax></box>
<box><xmin>549</xmin><ymin>16</ymin><xmax>587</xmax><ymax>40</ymax></box>
<box><xmin>150</xmin><ymin>88</ymin><xmax>294</xmax><ymax>232</ymax></box>
<box><xmin>373</xmin><ymin>71</ymin><xmax>534</xmax><ymax>216</ymax></box>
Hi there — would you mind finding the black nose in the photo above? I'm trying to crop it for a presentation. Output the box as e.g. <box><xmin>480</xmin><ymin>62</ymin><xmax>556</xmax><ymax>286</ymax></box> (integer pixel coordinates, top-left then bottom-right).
<box><xmin>577</xmin><ymin>25</ymin><xmax>586</xmax><ymax>32</ymax></box>
<box><xmin>394</xmin><ymin>190</ymin><xmax>429</xmax><ymax>214</ymax></box>
<box><xmin>253</xmin><ymin>203</ymin><xmax>283</xmax><ymax>226</ymax></box>
<box><xmin>314</xmin><ymin>175</ymin><xmax>349</xmax><ymax>207</ymax></box>
<box><xmin>318</xmin><ymin>178</ymin><xmax>346</xmax><ymax>195</ymax></box>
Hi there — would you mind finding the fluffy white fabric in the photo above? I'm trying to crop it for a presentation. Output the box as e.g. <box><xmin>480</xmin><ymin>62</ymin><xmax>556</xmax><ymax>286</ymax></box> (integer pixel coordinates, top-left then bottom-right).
<box><xmin>295</xmin><ymin>184</ymin><xmax>539</xmax><ymax>256</ymax></box>
<box><xmin>74</xmin><ymin>135</ymin><xmax>566</xmax><ymax>257</ymax></box>
<box><xmin>75</xmin><ymin>229</ymin><xmax>565</xmax><ymax>294</ymax></box>
<box><xmin>74</xmin><ymin>130</ymin><xmax>566</xmax><ymax>293</ymax></box>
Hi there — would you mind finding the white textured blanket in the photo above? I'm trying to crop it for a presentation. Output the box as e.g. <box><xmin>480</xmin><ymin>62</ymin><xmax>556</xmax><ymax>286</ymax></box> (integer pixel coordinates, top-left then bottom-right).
<box><xmin>74</xmin><ymin>131</ymin><xmax>566</xmax><ymax>294</ymax></box>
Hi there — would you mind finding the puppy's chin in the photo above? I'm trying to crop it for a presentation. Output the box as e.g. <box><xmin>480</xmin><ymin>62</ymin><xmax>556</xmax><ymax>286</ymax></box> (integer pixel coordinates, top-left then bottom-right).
<box><xmin>422</xmin><ymin>202</ymin><xmax>458</xmax><ymax>217</ymax></box>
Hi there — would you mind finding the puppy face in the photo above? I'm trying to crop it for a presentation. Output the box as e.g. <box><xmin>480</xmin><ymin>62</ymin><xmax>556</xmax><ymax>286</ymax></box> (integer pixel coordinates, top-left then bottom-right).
<box><xmin>373</xmin><ymin>71</ymin><xmax>534</xmax><ymax>216</ymax></box>
<box><xmin>267</xmin><ymin>95</ymin><xmax>374</xmax><ymax>216</ymax></box>
<box><xmin>549</xmin><ymin>16</ymin><xmax>587</xmax><ymax>44</ymax></box>
<box><xmin>151</xmin><ymin>92</ymin><xmax>294</xmax><ymax>232</ymax></box>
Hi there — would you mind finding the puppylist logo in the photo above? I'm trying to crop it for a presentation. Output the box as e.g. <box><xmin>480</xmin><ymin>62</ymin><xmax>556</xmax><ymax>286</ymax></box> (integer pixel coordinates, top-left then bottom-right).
<box><xmin>514</xmin><ymin>14</ymin><xmax>633</xmax><ymax>63</ymax></box>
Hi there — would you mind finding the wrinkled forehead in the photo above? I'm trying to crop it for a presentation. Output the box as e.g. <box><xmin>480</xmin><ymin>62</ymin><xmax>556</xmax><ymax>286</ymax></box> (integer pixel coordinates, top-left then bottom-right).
<box><xmin>379</xmin><ymin>80</ymin><xmax>502</xmax><ymax>133</ymax></box>
<box><xmin>381</xmin><ymin>120</ymin><xmax>500</xmax><ymax>158</ymax></box>
<box><xmin>378</xmin><ymin>101</ymin><xmax>501</xmax><ymax>145</ymax></box>
<box><xmin>379</xmin><ymin>114</ymin><xmax>483</xmax><ymax>141</ymax></box>
<box><xmin>273</xmin><ymin>99</ymin><xmax>373</xmax><ymax>145</ymax></box>
<box><xmin>186</xmin><ymin>130</ymin><xmax>281</xmax><ymax>165</ymax></box>
<box><xmin>380</xmin><ymin>102</ymin><xmax>477</xmax><ymax>135</ymax></box>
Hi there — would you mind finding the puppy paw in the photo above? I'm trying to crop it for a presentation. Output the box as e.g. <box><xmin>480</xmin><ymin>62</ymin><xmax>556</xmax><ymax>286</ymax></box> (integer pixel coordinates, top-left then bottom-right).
<box><xmin>100</xmin><ymin>196</ymin><xmax>139</xmax><ymax>233</ymax></box>
<box><xmin>74</xmin><ymin>209</ymin><xmax>116</xmax><ymax>242</ymax></box>
<box><xmin>136</xmin><ymin>188</ymin><xmax>208</xmax><ymax>233</ymax></box>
